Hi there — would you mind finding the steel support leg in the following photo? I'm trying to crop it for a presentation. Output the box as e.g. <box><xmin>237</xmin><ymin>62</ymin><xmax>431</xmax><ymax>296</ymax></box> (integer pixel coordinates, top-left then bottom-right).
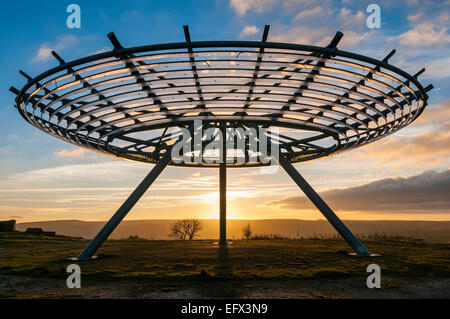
<box><xmin>219</xmin><ymin>124</ymin><xmax>227</xmax><ymax>245</ymax></box>
<box><xmin>219</xmin><ymin>156</ymin><xmax>227</xmax><ymax>246</ymax></box>
<box><xmin>77</xmin><ymin>151</ymin><xmax>172</xmax><ymax>260</ymax></box>
<box><xmin>277</xmin><ymin>155</ymin><xmax>370</xmax><ymax>256</ymax></box>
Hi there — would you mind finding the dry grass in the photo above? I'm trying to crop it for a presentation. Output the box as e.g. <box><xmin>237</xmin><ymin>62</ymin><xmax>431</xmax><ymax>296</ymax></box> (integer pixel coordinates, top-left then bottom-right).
<box><xmin>0</xmin><ymin>231</ymin><xmax>449</xmax><ymax>298</ymax></box>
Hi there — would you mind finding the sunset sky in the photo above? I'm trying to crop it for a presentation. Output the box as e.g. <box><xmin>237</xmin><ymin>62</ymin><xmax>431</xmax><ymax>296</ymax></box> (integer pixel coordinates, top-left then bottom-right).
<box><xmin>0</xmin><ymin>0</ymin><xmax>448</xmax><ymax>222</ymax></box>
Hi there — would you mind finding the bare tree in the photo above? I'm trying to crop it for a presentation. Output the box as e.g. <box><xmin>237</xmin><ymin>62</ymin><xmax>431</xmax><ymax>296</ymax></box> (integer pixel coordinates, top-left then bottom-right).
<box><xmin>169</xmin><ymin>218</ymin><xmax>203</xmax><ymax>240</ymax></box>
<box><xmin>170</xmin><ymin>220</ymin><xmax>187</xmax><ymax>240</ymax></box>
<box><xmin>242</xmin><ymin>222</ymin><xmax>252</xmax><ymax>240</ymax></box>
<box><xmin>186</xmin><ymin>218</ymin><xmax>202</xmax><ymax>240</ymax></box>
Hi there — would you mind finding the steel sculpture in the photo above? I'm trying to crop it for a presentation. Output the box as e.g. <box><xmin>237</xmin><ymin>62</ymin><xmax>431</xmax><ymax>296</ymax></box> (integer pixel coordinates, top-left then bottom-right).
<box><xmin>10</xmin><ymin>25</ymin><xmax>433</xmax><ymax>259</ymax></box>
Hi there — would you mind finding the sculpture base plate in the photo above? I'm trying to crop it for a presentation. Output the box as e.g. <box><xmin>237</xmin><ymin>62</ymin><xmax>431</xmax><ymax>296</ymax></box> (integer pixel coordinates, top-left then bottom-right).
<box><xmin>67</xmin><ymin>256</ymin><xmax>98</xmax><ymax>261</ymax></box>
<box><xmin>213</xmin><ymin>241</ymin><xmax>233</xmax><ymax>245</ymax></box>
<box><xmin>348</xmin><ymin>253</ymin><xmax>383</xmax><ymax>257</ymax></box>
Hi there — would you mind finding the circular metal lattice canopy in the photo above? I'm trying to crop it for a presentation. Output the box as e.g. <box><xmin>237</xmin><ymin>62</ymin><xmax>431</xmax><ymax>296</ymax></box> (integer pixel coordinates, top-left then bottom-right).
<box><xmin>11</xmin><ymin>25</ymin><xmax>433</xmax><ymax>167</ymax></box>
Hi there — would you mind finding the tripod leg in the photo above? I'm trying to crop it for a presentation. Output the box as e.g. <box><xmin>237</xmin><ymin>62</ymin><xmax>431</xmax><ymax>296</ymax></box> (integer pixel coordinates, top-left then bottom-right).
<box><xmin>277</xmin><ymin>155</ymin><xmax>370</xmax><ymax>256</ymax></box>
<box><xmin>76</xmin><ymin>151</ymin><xmax>172</xmax><ymax>260</ymax></box>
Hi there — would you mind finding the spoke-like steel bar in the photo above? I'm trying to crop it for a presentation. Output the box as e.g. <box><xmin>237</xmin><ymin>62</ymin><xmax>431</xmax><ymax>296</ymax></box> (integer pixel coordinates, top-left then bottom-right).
<box><xmin>11</xmin><ymin>25</ymin><xmax>431</xmax><ymax>168</ymax></box>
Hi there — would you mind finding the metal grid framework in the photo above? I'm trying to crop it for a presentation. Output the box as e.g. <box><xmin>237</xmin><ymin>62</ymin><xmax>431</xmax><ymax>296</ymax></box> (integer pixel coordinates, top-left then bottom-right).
<box><xmin>11</xmin><ymin>26</ymin><xmax>433</xmax><ymax>167</ymax></box>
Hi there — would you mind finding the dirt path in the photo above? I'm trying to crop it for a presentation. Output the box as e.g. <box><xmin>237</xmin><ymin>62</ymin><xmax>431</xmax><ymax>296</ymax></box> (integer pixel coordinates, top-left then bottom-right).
<box><xmin>1</xmin><ymin>275</ymin><xmax>449</xmax><ymax>299</ymax></box>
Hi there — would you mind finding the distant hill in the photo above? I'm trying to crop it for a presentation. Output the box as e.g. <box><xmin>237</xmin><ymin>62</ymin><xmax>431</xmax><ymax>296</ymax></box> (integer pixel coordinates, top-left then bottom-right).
<box><xmin>16</xmin><ymin>219</ymin><xmax>450</xmax><ymax>242</ymax></box>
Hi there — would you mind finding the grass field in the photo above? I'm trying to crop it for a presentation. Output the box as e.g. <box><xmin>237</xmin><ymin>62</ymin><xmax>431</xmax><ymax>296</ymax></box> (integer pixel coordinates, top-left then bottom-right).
<box><xmin>0</xmin><ymin>232</ymin><xmax>449</xmax><ymax>298</ymax></box>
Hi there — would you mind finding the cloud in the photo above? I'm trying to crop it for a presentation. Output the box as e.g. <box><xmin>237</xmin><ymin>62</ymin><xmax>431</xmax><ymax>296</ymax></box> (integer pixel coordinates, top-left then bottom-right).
<box><xmin>389</xmin><ymin>2</ymin><xmax>450</xmax><ymax>49</ymax></box>
<box><xmin>229</xmin><ymin>0</ymin><xmax>320</xmax><ymax>16</ymax></box>
<box><xmin>232</xmin><ymin>1</ymin><xmax>369</xmax><ymax>49</ymax></box>
<box><xmin>393</xmin><ymin>22</ymin><xmax>450</xmax><ymax>48</ymax></box>
<box><xmin>338</xmin><ymin>30</ymin><xmax>370</xmax><ymax>47</ymax></box>
<box><xmin>34</xmin><ymin>46</ymin><xmax>53</xmax><ymax>62</ymax></box>
<box><xmin>239</xmin><ymin>25</ymin><xmax>260</xmax><ymax>37</ymax></box>
<box><xmin>54</xmin><ymin>148</ymin><xmax>88</xmax><ymax>158</ymax></box>
<box><xmin>7</xmin><ymin>134</ymin><xmax>19</xmax><ymax>141</ymax></box>
<box><xmin>7</xmin><ymin>161</ymin><xmax>144</xmax><ymax>186</ymax></box>
<box><xmin>365</xmin><ymin>129</ymin><xmax>450</xmax><ymax>168</ymax></box>
<box><xmin>422</xmin><ymin>57</ymin><xmax>450</xmax><ymax>80</ymax></box>
<box><xmin>32</xmin><ymin>35</ymin><xmax>78</xmax><ymax>62</ymax></box>
<box><xmin>393</xmin><ymin>54</ymin><xmax>450</xmax><ymax>80</ymax></box>
<box><xmin>339</xmin><ymin>101</ymin><xmax>450</xmax><ymax>170</ymax></box>
<box><xmin>337</xmin><ymin>8</ymin><xmax>365</xmax><ymax>28</ymax></box>
<box><xmin>411</xmin><ymin>101</ymin><xmax>450</xmax><ymax>126</ymax></box>
<box><xmin>228</xmin><ymin>0</ymin><xmax>450</xmax><ymax>59</ymax></box>
<box><xmin>190</xmin><ymin>172</ymin><xmax>202</xmax><ymax>178</ymax></box>
<box><xmin>268</xmin><ymin>25</ymin><xmax>369</xmax><ymax>48</ymax></box>
<box><xmin>0</xmin><ymin>146</ymin><xmax>14</xmax><ymax>154</ymax></box>
<box><xmin>270</xmin><ymin>26</ymin><xmax>331</xmax><ymax>46</ymax></box>
<box><xmin>406</xmin><ymin>6</ymin><xmax>449</xmax><ymax>25</ymax></box>
<box><xmin>262</xmin><ymin>169</ymin><xmax>450</xmax><ymax>214</ymax></box>
<box><xmin>93</xmin><ymin>46</ymin><xmax>112</xmax><ymax>54</ymax></box>
<box><xmin>229</xmin><ymin>0</ymin><xmax>277</xmax><ymax>16</ymax></box>
<box><xmin>293</xmin><ymin>7</ymin><xmax>323</xmax><ymax>20</ymax></box>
